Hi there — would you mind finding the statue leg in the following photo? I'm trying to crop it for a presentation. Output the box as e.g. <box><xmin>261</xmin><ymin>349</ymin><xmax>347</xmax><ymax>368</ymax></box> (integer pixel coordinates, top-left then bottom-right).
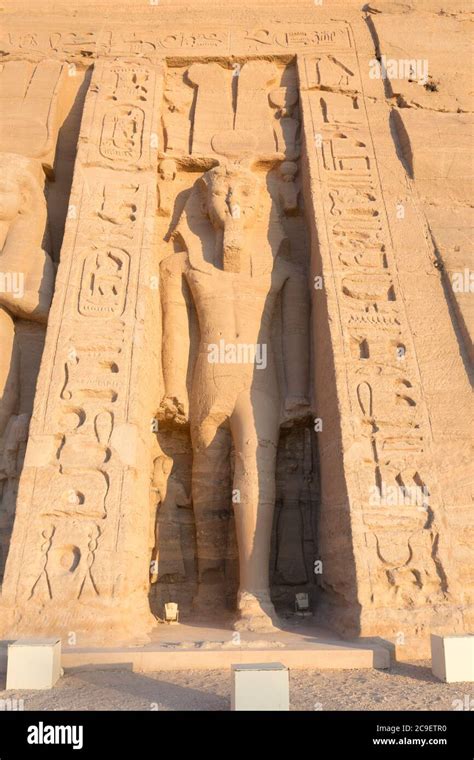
<box><xmin>0</xmin><ymin>307</ymin><xmax>19</xmax><ymax>437</ymax></box>
<box><xmin>230</xmin><ymin>389</ymin><xmax>280</xmax><ymax>632</ymax></box>
<box><xmin>191</xmin><ymin>415</ymin><xmax>232</xmax><ymax>615</ymax></box>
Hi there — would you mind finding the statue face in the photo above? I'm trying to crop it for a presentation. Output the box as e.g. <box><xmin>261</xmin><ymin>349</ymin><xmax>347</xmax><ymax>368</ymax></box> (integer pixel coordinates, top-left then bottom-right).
<box><xmin>0</xmin><ymin>177</ymin><xmax>22</xmax><ymax>221</ymax></box>
<box><xmin>204</xmin><ymin>167</ymin><xmax>259</xmax><ymax>232</ymax></box>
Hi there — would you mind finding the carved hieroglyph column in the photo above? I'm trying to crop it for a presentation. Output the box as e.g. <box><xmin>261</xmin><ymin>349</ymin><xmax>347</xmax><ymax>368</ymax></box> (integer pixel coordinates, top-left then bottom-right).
<box><xmin>1</xmin><ymin>61</ymin><xmax>163</xmax><ymax>641</ymax></box>
<box><xmin>297</xmin><ymin>23</ymin><xmax>471</xmax><ymax>640</ymax></box>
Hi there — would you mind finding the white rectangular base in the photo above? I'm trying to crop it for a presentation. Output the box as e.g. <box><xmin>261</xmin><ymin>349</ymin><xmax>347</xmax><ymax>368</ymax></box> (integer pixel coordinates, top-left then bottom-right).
<box><xmin>431</xmin><ymin>634</ymin><xmax>474</xmax><ymax>683</ymax></box>
<box><xmin>231</xmin><ymin>662</ymin><xmax>289</xmax><ymax>711</ymax></box>
<box><xmin>6</xmin><ymin>638</ymin><xmax>61</xmax><ymax>690</ymax></box>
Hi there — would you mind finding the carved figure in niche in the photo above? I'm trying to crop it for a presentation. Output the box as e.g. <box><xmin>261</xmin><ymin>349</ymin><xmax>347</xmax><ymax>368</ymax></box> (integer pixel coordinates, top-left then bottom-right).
<box><xmin>150</xmin><ymin>455</ymin><xmax>191</xmax><ymax>584</ymax></box>
<box><xmin>269</xmin><ymin>86</ymin><xmax>300</xmax><ymax>160</ymax></box>
<box><xmin>162</xmin><ymin>86</ymin><xmax>193</xmax><ymax>155</ymax></box>
<box><xmin>278</xmin><ymin>161</ymin><xmax>299</xmax><ymax>215</ymax></box>
<box><xmin>159</xmin><ymin>150</ymin><xmax>310</xmax><ymax>631</ymax></box>
<box><xmin>0</xmin><ymin>155</ymin><xmax>54</xmax><ymax>434</ymax></box>
<box><xmin>157</xmin><ymin>158</ymin><xmax>177</xmax><ymax>217</ymax></box>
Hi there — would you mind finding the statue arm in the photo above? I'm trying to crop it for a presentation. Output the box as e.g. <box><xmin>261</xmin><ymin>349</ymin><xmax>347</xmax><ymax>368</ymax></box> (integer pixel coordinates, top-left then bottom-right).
<box><xmin>160</xmin><ymin>252</ymin><xmax>191</xmax><ymax>419</ymax></box>
<box><xmin>0</xmin><ymin>246</ymin><xmax>54</xmax><ymax>324</ymax></box>
<box><xmin>281</xmin><ymin>266</ymin><xmax>310</xmax><ymax>411</ymax></box>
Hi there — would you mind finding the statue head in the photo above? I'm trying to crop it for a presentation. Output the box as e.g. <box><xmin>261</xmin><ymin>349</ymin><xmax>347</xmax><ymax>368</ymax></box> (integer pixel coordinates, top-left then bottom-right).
<box><xmin>198</xmin><ymin>162</ymin><xmax>260</xmax><ymax>270</ymax></box>
<box><xmin>199</xmin><ymin>162</ymin><xmax>260</xmax><ymax>231</ymax></box>
<box><xmin>280</xmin><ymin>161</ymin><xmax>298</xmax><ymax>183</ymax></box>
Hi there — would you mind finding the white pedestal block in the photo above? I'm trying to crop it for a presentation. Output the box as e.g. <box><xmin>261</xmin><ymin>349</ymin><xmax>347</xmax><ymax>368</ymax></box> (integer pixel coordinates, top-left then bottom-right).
<box><xmin>6</xmin><ymin>638</ymin><xmax>61</xmax><ymax>690</ymax></box>
<box><xmin>431</xmin><ymin>634</ymin><xmax>474</xmax><ymax>683</ymax></box>
<box><xmin>231</xmin><ymin>662</ymin><xmax>289</xmax><ymax>711</ymax></box>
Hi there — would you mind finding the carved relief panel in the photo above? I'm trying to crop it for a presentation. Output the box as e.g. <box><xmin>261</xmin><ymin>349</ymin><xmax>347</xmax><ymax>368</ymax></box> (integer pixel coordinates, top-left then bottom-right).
<box><xmin>298</xmin><ymin>48</ymin><xmax>453</xmax><ymax>618</ymax></box>
<box><xmin>0</xmin><ymin>60</ymin><xmax>162</xmax><ymax>638</ymax></box>
<box><xmin>0</xmin><ymin>17</ymin><xmax>465</xmax><ymax>641</ymax></box>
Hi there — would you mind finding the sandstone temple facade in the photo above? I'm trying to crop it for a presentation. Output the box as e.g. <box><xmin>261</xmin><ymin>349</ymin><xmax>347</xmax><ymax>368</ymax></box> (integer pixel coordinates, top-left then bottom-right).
<box><xmin>0</xmin><ymin>0</ymin><xmax>472</xmax><ymax>649</ymax></box>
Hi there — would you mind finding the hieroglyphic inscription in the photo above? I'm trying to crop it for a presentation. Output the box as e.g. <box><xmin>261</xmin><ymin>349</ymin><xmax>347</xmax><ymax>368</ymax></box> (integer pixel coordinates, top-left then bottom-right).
<box><xmin>300</xmin><ymin>50</ymin><xmax>448</xmax><ymax>606</ymax></box>
<box><xmin>1</xmin><ymin>61</ymin><xmax>161</xmax><ymax>624</ymax></box>
<box><xmin>0</xmin><ymin>25</ymin><xmax>352</xmax><ymax>63</ymax></box>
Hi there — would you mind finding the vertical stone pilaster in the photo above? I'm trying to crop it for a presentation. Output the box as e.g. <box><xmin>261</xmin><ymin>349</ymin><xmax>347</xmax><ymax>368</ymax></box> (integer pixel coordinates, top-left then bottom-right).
<box><xmin>1</xmin><ymin>60</ymin><xmax>163</xmax><ymax>641</ymax></box>
<box><xmin>297</xmin><ymin>22</ymin><xmax>468</xmax><ymax>639</ymax></box>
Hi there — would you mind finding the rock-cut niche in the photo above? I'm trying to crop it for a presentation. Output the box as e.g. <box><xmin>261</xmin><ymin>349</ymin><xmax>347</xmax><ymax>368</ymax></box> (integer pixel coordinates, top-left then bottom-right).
<box><xmin>150</xmin><ymin>58</ymin><xmax>319</xmax><ymax>629</ymax></box>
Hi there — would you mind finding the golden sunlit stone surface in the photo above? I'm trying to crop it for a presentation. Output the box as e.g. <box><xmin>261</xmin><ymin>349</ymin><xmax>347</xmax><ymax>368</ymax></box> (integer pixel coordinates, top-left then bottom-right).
<box><xmin>0</xmin><ymin>0</ymin><xmax>471</xmax><ymax>655</ymax></box>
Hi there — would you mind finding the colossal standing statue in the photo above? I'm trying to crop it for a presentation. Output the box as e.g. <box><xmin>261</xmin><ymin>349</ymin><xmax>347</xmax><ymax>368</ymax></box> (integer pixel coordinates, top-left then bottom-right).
<box><xmin>0</xmin><ymin>155</ymin><xmax>55</xmax><ymax>434</ymax></box>
<box><xmin>0</xmin><ymin>60</ymin><xmax>65</xmax><ymax>579</ymax></box>
<box><xmin>159</xmin><ymin>155</ymin><xmax>310</xmax><ymax>631</ymax></box>
<box><xmin>0</xmin><ymin>156</ymin><xmax>55</xmax><ymax>565</ymax></box>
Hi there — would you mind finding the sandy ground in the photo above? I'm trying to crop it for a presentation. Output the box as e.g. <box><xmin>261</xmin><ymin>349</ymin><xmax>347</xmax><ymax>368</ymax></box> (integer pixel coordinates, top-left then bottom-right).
<box><xmin>1</xmin><ymin>661</ymin><xmax>472</xmax><ymax>711</ymax></box>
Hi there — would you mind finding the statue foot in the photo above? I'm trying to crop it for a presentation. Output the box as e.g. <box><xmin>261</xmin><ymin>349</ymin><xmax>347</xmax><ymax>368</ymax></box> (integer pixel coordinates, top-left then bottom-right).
<box><xmin>234</xmin><ymin>590</ymin><xmax>279</xmax><ymax>633</ymax></box>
